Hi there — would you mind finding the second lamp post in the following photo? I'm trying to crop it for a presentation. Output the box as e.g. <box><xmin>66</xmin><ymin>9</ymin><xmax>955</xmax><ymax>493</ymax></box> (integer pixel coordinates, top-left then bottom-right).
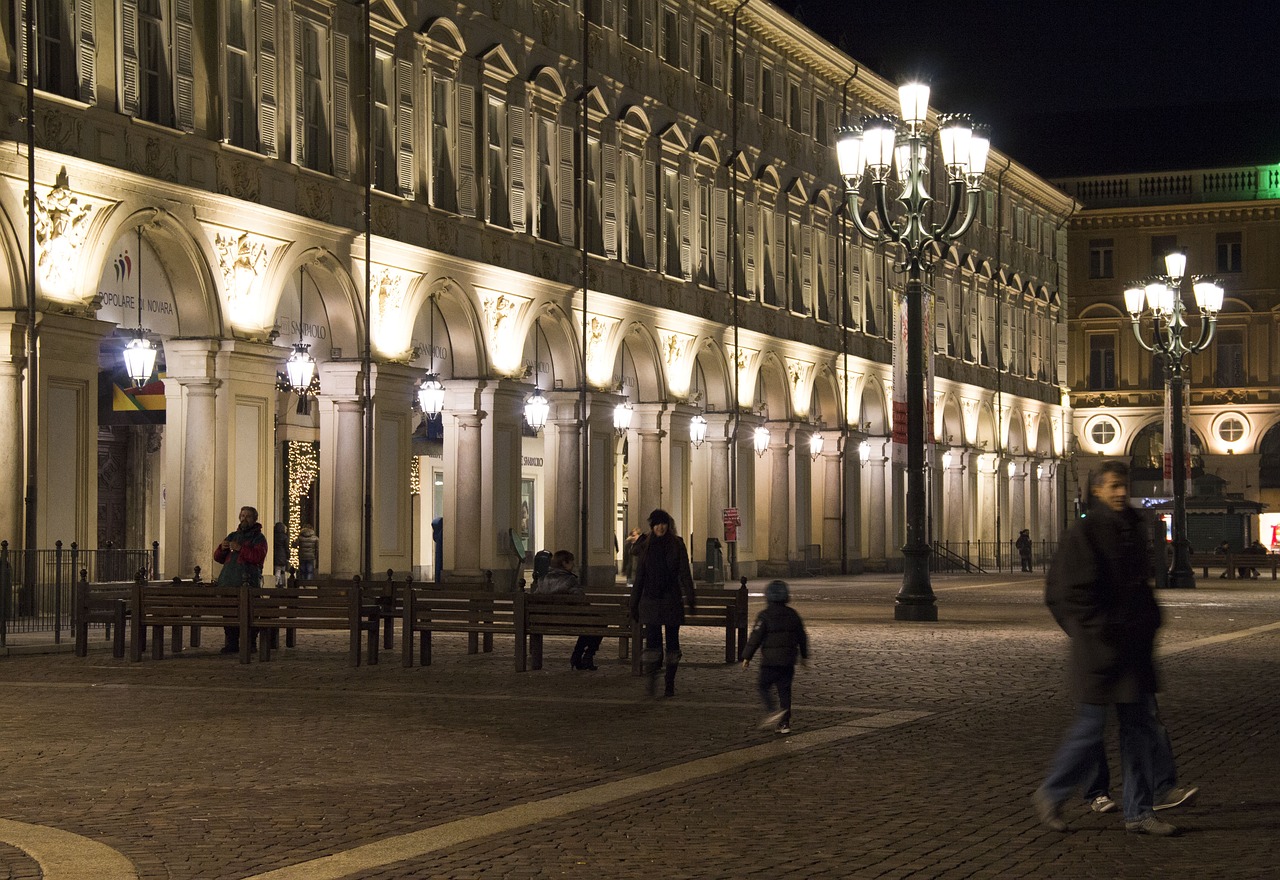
<box><xmin>1124</xmin><ymin>251</ymin><xmax>1222</xmax><ymax>588</ymax></box>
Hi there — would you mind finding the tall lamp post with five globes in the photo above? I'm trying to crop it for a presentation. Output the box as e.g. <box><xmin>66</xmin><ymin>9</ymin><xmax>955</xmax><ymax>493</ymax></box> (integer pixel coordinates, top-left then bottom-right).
<box><xmin>835</xmin><ymin>83</ymin><xmax>989</xmax><ymax>620</ymax></box>
<box><xmin>1123</xmin><ymin>252</ymin><xmax>1222</xmax><ymax>588</ymax></box>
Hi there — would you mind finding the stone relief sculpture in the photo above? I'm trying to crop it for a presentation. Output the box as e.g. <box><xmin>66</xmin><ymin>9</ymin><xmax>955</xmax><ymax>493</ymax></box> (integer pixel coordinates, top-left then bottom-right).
<box><xmin>214</xmin><ymin>231</ymin><xmax>270</xmax><ymax>307</ymax></box>
<box><xmin>26</xmin><ymin>172</ymin><xmax>93</xmax><ymax>297</ymax></box>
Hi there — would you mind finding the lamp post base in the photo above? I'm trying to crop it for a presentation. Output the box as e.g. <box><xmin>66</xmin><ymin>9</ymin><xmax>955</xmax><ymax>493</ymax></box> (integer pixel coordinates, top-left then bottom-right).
<box><xmin>1165</xmin><ymin>566</ymin><xmax>1197</xmax><ymax>589</ymax></box>
<box><xmin>894</xmin><ymin>551</ymin><xmax>938</xmax><ymax>621</ymax></box>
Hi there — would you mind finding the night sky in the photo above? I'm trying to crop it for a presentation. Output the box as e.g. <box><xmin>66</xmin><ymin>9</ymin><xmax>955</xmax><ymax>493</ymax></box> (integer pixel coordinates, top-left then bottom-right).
<box><xmin>771</xmin><ymin>0</ymin><xmax>1280</xmax><ymax>179</ymax></box>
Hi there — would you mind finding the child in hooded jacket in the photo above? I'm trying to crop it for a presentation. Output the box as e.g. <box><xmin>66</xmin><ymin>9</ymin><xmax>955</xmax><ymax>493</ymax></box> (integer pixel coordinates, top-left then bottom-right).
<box><xmin>742</xmin><ymin>579</ymin><xmax>809</xmax><ymax>734</ymax></box>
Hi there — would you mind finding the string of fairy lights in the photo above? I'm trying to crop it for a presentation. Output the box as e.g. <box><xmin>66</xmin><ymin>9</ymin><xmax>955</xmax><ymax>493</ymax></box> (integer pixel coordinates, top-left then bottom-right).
<box><xmin>285</xmin><ymin>440</ymin><xmax>319</xmax><ymax>569</ymax></box>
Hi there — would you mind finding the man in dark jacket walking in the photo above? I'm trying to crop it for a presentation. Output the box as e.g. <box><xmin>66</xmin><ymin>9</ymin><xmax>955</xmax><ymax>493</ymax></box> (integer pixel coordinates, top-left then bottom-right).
<box><xmin>1033</xmin><ymin>461</ymin><xmax>1174</xmax><ymax>836</ymax></box>
<box><xmin>214</xmin><ymin>506</ymin><xmax>268</xmax><ymax>654</ymax></box>
<box><xmin>629</xmin><ymin>509</ymin><xmax>697</xmax><ymax>697</ymax></box>
<box><xmin>742</xmin><ymin>579</ymin><xmax>809</xmax><ymax>734</ymax></box>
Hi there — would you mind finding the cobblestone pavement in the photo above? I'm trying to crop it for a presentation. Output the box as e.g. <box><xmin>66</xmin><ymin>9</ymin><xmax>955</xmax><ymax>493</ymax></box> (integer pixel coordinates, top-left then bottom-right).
<box><xmin>2</xmin><ymin>573</ymin><xmax>1278</xmax><ymax>879</ymax></box>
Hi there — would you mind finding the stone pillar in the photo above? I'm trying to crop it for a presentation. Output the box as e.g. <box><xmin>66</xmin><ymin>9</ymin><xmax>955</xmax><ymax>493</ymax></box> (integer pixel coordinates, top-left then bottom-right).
<box><xmin>34</xmin><ymin>314</ymin><xmax>113</xmax><ymax>549</ymax></box>
<box><xmin>0</xmin><ymin>315</ymin><xmax>26</xmax><ymax>545</ymax></box>
<box><xmin>479</xmin><ymin>379</ymin><xmax>526</xmax><ymax>587</ymax></box>
<box><xmin>864</xmin><ymin>437</ymin><xmax>889</xmax><ymax>565</ymax></box>
<box><xmin>734</xmin><ymin>412</ymin><xmax>762</xmax><ymax>576</ymax></box>
<box><xmin>214</xmin><ymin>341</ymin><xmax>283</xmax><ymax>548</ymax></box>
<box><xmin>764</xmin><ymin>426</ymin><xmax>792</xmax><ymax>575</ymax></box>
<box><xmin>442</xmin><ymin>379</ymin><xmax>485</xmax><ymax>581</ymax></box>
<box><xmin>543</xmin><ymin>393</ymin><xmax>584</xmax><ymax>560</ymax></box>
<box><xmin>317</xmin><ymin>361</ymin><xmax>364</xmax><ymax>578</ymax></box>
<box><xmin>369</xmin><ymin>362</ymin><xmax>418</xmax><ymax>577</ymax></box>
<box><xmin>705</xmin><ymin>414</ymin><xmax>732</xmax><ymax>543</ymax></box>
<box><xmin>841</xmin><ymin>435</ymin><xmax>863</xmax><ymax>570</ymax></box>
<box><xmin>820</xmin><ymin>443</ymin><xmax>842</xmax><ymax>571</ymax></box>
<box><xmin>1009</xmin><ymin>459</ymin><xmax>1028</xmax><ymax>544</ymax></box>
<box><xmin>664</xmin><ymin>404</ymin><xmax>695</xmax><ymax>546</ymax></box>
<box><xmin>583</xmin><ymin>392</ymin><xmax>619</xmax><ymax>586</ymax></box>
<box><xmin>162</xmin><ymin>339</ymin><xmax>220</xmax><ymax>577</ymax></box>
<box><xmin>942</xmin><ymin>453</ymin><xmax>967</xmax><ymax>546</ymax></box>
<box><xmin>630</xmin><ymin>402</ymin><xmax>667</xmax><ymax>524</ymax></box>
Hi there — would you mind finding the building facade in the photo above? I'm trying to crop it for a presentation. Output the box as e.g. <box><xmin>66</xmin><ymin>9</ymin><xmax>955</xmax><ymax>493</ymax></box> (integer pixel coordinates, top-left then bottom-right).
<box><xmin>1059</xmin><ymin>165</ymin><xmax>1280</xmax><ymax>548</ymax></box>
<box><xmin>0</xmin><ymin>0</ymin><xmax>1072</xmax><ymax>587</ymax></box>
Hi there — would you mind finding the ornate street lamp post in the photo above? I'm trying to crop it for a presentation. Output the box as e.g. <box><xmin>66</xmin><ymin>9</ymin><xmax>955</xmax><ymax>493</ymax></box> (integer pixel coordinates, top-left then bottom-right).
<box><xmin>835</xmin><ymin>83</ymin><xmax>989</xmax><ymax>620</ymax></box>
<box><xmin>1123</xmin><ymin>252</ymin><xmax>1222</xmax><ymax>588</ymax></box>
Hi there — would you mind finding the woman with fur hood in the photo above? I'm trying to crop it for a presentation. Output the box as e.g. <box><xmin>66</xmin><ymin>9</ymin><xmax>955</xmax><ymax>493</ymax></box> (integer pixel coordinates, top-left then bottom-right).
<box><xmin>629</xmin><ymin>508</ymin><xmax>697</xmax><ymax>697</ymax></box>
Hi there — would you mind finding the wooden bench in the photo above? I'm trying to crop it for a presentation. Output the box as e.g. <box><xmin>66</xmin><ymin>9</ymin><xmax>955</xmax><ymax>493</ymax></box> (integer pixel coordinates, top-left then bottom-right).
<box><xmin>73</xmin><ymin>573</ymin><xmax>132</xmax><ymax>658</ymax></box>
<box><xmin>684</xmin><ymin>582</ymin><xmax>751</xmax><ymax>663</ymax></box>
<box><xmin>251</xmin><ymin>578</ymin><xmax>381</xmax><ymax>666</ymax></box>
<box><xmin>524</xmin><ymin>590</ymin><xmax>640</xmax><ymax>673</ymax></box>
<box><xmin>401</xmin><ymin>587</ymin><xmax>525</xmax><ymax>669</ymax></box>
<box><xmin>130</xmin><ymin>580</ymin><xmax>243</xmax><ymax>662</ymax></box>
<box><xmin>1188</xmin><ymin>552</ymin><xmax>1280</xmax><ymax>580</ymax></box>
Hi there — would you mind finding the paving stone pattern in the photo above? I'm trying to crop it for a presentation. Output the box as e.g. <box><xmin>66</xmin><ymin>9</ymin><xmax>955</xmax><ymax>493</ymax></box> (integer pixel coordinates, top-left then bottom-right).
<box><xmin>1</xmin><ymin>575</ymin><xmax>1277</xmax><ymax>879</ymax></box>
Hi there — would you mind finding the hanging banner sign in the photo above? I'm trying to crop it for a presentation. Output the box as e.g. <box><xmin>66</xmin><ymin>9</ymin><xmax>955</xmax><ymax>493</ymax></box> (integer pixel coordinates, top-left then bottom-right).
<box><xmin>723</xmin><ymin>507</ymin><xmax>740</xmax><ymax>542</ymax></box>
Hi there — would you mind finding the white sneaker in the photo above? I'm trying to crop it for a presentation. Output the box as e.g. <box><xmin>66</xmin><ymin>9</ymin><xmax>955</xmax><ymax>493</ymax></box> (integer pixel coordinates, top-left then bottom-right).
<box><xmin>759</xmin><ymin>710</ymin><xmax>786</xmax><ymax>730</ymax></box>
<box><xmin>775</xmin><ymin>722</ymin><xmax>791</xmax><ymax>734</ymax></box>
<box><xmin>1153</xmin><ymin>784</ymin><xmax>1199</xmax><ymax>811</ymax></box>
<box><xmin>1089</xmin><ymin>794</ymin><xmax>1117</xmax><ymax>814</ymax></box>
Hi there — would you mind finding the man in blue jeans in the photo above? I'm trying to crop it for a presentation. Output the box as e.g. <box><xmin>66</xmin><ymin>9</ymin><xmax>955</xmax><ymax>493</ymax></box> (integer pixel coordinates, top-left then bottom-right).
<box><xmin>1034</xmin><ymin>461</ymin><xmax>1178</xmax><ymax>836</ymax></box>
<box><xmin>1081</xmin><ymin>694</ymin><xmax>1199</xmax><ymax>814</ymax></box>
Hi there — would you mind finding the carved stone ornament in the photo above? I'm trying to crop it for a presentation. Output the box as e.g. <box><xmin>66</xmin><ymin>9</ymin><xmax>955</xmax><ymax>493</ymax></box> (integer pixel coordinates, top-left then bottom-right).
<box><xmin>662</xmin><ymin>330</ymin><xmax>691</xmax><ymax>367</ymax></box>
<box><xmin>213</xmin><ymin>230</ymin><xmax>271</xmax><ymax>307</ymax></box>
<box><xmin>25</xmin><ymin>172</ymin><xmax>93</xmax><ymax>297</ymax></box>
<box><xmin>481</xmin><ymin>291</ymin><xmax>520</xmax><ymax>350</ymax></box>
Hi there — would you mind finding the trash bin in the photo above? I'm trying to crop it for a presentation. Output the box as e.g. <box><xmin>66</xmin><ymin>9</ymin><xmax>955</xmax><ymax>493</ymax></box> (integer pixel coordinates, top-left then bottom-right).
<box><xmin>704</xmin><ymin>538</ymin><xmax>724</xmax><ymax>585</ymax></box>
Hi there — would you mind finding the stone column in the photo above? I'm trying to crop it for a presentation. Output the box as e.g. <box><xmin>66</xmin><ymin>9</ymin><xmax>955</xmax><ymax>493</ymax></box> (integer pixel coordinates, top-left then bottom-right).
<box><xmin>734</xmin><ymin>412</ymin><xmax>762</xmax><ymax>576</ymax></box>
<box><xmin>630</xmin><ymin>402</ymin><xmax>668</xmax><ymax>524</ymax></box>
<box><xmin>162</xmin><ymin>339</ymin><xmax>221</xmax><ymax>577</ymax></box>
<box><xmin>0</xmin><ymin>315</ymin><xmax>25</xmax><ymax>545</ymax></box>
<box><xmin>704</xmin><ymin>414</ymin><xmax>732</xmax><ymax>546</ymax></box>
<box><xmin>1009</xmin><ymin>458</ymin><xmax>1028</xmax><ymax>543</ymax></box>
<box><xmin>865</xmin><ymin>437</ymin><xmax>889</xmax><ymax>565</ymax></box>
<box><xmin>368</xmin><ymin>362</ymin><xmax>418</xmax><ymax>577</ymax></box>
<box><xmin>765</xmin><ymin>426</ymin><xmax>793</xmax><ymax>575</ymax></box>
<box><xmin>543</xmin><ymin>393</ymin><xmax>584</xmax><ymax>560</ymax></box>
<box><xmin>820</xmin><ymin>442</ymin><xmax>843</xmax><ymax>572</ymax></box>
<box><xmin>442</xmin><ymin>379</ymin><xmax>485</xmax><ymax>581</ymax></box>
<box><xmin>664</xmin><ymin>404</ymin><xmax>695</xmax><ymax>546</ymax></box>
<box><xmin>479</xmin><ymin>379</ymin><xmax>526</xmax><ymax>587</ymax></box>
<box><xmin>943</xmin><ymin>453</ymin><xmax>967</xmax><ymax>546</ymax></box>
<box><xmin>317</xmin><ymin>361</ymin><xmax>364</xmax><ymax>577</ymax></box>
<box><xmin>582</xmin><ymin>392</ymin><xmax>619</xmax><ymax>586</ymax></box>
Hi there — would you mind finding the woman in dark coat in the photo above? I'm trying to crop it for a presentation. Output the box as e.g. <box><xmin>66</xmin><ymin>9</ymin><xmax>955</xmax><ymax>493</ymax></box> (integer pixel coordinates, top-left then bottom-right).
<box><xmin>629</xmin><ymin>508</ymin><xmax>697</xmax><ymax>697</ymax></box>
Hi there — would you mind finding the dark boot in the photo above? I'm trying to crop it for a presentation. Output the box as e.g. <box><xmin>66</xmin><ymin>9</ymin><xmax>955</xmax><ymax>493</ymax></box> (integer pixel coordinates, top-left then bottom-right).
<box><xmin>663</xmin><ymin>651</ymin><xmax>681</xmax><ymax>697</ymax></box>
<box><xmin>642</xmin><ymin>649</ymin><xmax>662</xmax><ymax>696</ymax></box>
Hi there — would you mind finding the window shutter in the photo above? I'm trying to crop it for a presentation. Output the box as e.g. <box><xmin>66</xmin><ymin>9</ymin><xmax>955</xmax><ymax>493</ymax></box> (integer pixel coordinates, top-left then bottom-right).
<box><xmin>712</xmin><ymin>34</ymin><xmax>724</xmax><ymax>89</ymax></box>
<box><xmin>508</xmin><ymin>107</ymin><xmax>526</xmax><ymax>233</ymax></box>
<box><xmin>1056</xmin><ymin>322</ymin><xmax>1068</xmax><ymax>384</ymax></box>
<box><xmin>332</xmin><ymin>32</ymin><xmax>350</xmax><ymax>179</ymax></box>
<box><xmin>16</xmin><ymin>0</ymin><xmax>29</xmax><ymax>90</ymax></box>
<box><xmin>292</xmin><ymin>18</ymin><xmax>305</xmax><ymax>166</ymax></box>
<box><xmin>679</xmin><ymin>172</ymin><xmax>691</xmax><ymax>278</ymax></box>
<box><xmin>774</xmin><ymin>213</ymin><xmax>785</xmax><ymax>297</ymax></box>
<box><xmin>744</xmin><ymin>200</ymin><xmax>756</xmax><ymax>295</ymax></box>
<box><xmin>679</xmin><ymin>14</ymin><xmax>689</xmax><ymax>69</ymax></box>
<box><xmin>772</xmin><ymin>72</ymin><xmax>783</xmax><ymax>121</ymax></box>
<box><xmin>77</xmin><ymin>0</ymin><xmax>97</xmax><ymax>103</ymax></box>
<box><xmin>121</xmin><ymin>0</ymin><xmax>140</xmax><ymax>117</ymax></box>
<box><xmin>713</xmin><ymin>186</ymin><xmax>727</xmax><ymax>290</ymax></box>
<box><xmin>801</xmin><ymin>224</ymin><xmax>812</xmax><ymax>312</ymax></box>
<box><xmin>257</xmin><ymin>0</ymin><xmax>278</xmax><ymax>158</ymax></box>
<box><xmin>558</xmin><ymin>122</ymin><xmax>575</xmax><ymax>245</ymax></box>
<box><xmin>801</xmin><ymin>86</ymin><xmax>811</xmax><ymax>136</ymax></box>
<box><xmin>644</xmin><ymin>149</ymin><xmax>657</xmax><ymax>267</ymax></box>
<box><xmin>602</xmin><ymin>0</ymin><xmax>614</xmax><ymax>28</ymax></box>
<box><xmin>846</xmin><ymin>242</ymin><xmax>861</xmax><ymax>326</ymax></box>
<box><xmin>602</xmin><ymin>141</ymin><xmax>618</xmax><ymax>259</ymax></box>
<box><xmin>935</xmin><ymin>286</ymin><xmax>948</xmax><ymax>352</ymax></box>
<box><xmin>395</xmin><ymin>55</ymin><xmax>415</xmax><ymax>197</ymax></box>
<box><xmin>458</xmin><ymin>84</ymin><xmax>477</xmax><ymax>216</ymax></box>
<box><xmin>174</xmin><ymin>0</ymin><xmax>195</xmax><ymax>132</ymax></box>
<box><xmin>743</xmin><ymin>51</ymin><xmax>755</xmax><ymax>105</ymax></box>
<box><xmin>643</xmin><ymin>1</ymin><xmax>654</xmax><ymax>49</ymax></box>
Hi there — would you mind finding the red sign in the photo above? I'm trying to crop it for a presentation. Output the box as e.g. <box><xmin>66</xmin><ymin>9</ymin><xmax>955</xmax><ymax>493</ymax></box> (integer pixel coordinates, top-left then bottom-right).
<box><xmin>723</xmin><ymin>508</ymin><xmax>740</xmax><ymax>542</ymax></box>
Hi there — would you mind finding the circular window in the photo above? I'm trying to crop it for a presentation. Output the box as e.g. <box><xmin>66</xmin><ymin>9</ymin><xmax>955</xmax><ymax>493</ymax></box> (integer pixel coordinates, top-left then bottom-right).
<box><xmin>1090</xmin><ymin>419</ymin><xmax>1117</xmax><ymax>446</ymax></box>
<box><xmin>1218</xmin><ymin>417</ymin><xmax>1245</xmax><ymax>443</ymax></box>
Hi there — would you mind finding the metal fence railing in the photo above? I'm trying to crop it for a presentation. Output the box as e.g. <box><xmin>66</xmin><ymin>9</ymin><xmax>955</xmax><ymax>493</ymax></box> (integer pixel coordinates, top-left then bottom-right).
<box><xmin>930</xmin><ymin>540</ymin><xmax>1058</xmax><ymax>575</ymax></box>
<box><xmin>1</xmin><ymin>541</ymin><xmax>159</xmax><ymax>645</ymax></box>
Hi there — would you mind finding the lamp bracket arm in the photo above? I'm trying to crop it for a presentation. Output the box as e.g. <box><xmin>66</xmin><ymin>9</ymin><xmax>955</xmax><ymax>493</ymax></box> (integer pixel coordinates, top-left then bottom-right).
<box><xmin>1185</xmin><ymin>317</ymin><xmax>1217</xmax><ymax>355</ymax></box>
<box><xmin>1129</xmin><ymin>319</ymin><xmax>1157</xmax><ymax>354</ymax></box>
<box><xmin>930</xmin><ymin>180</ymin><xmax>967</xmax><ymax>240</ymax></box>
<box><xmin>848</xmin><ymin>195</ymin><xmax>885</xmax><ymax>241</ymax></box>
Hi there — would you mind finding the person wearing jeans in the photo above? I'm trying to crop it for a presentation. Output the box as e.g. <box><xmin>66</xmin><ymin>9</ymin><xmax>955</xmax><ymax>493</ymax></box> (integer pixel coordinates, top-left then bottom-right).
<box><xmin>629</xmin><ymin>509</ymin><xmax>696</xmax><ymax>698</ymax></box>
<box><xmin>1034</xmin><ymin>461</ymin><xmax>1177</xmax><ymax>836</ymax></box>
